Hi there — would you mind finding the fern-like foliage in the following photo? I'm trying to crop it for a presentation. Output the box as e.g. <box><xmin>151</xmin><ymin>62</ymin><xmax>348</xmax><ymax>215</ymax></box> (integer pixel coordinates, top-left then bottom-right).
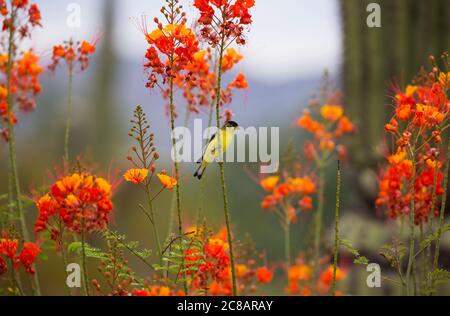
<box><xmin>154</xmin><ymin>234</ymin><xmax>206</xmax><ymax>284</ymax></box>
<box><xmin>379</xmin><ymin>238</ymin><xmax>406</xmax><ymax>271</ymax></box>
<box><xmin>340</xmin><ymin>238</ymin><xmax>369</xmax><ymax>265</ymax></box>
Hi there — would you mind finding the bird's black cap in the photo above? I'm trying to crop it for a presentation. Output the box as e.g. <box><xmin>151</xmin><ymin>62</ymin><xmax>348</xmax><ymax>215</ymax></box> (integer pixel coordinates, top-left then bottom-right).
<box><xmin>225</xmin><ymin>121</ymin><xmax>239</xmax><ymax>128</ymax></box>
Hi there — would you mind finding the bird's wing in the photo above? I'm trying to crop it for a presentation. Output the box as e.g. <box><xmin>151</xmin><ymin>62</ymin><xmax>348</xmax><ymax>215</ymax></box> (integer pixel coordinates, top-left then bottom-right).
<box><xmin>202</xmin><ymin>133</ymin><xmax>220</xmax><ymax>164</ymax></box>
<box><xmin>197</xmin><ymin>132</ymin><xmax>217</xmax><ymax>164</ymax></box>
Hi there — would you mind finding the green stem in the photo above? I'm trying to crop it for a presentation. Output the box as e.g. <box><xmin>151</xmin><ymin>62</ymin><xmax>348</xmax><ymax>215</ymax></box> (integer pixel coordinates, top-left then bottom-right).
<box><xmin>64</xmin><ymin>69</ymin><xmax>74</xmax><ymax>168</ymax></box>
<box><xmin>406</xmin><ymin>148</ymin><xmax>416</xmax><ymax>296</ymax></box>
<box><xmin>284</xmin><ymin>217</ymin><xmax>291</xmax><ymax>268</ymax></box>
<box><xmin>108</xmin><ymin>230</ymin><xmax>156</xmax><ymax>271</ymax></box>
<box><xmin>9</xmin><ymin>258</ymin><xmax>24</xmax><ymax>296</ymax></box>
<box><xmin>332</xmin><ymin>161</ymin><xmax>341</xmax><ymax>296</ymax></box>
<box><xmin>168</xmin><ymin>58</ymin><xmax>188</xmax><ymax>295</ymax></box>
<box><xmin>59</xmin><ymin>232</ymin><xmax>72</xmax><ymax>296</ymax></box>
<box><xmin>5</xmin><ymin>7</ymin><xmax>40</xmax><ymax>296</ymax></box>
<box><xmin>427</xmin><ymin>159</ymin><xmax>439</xmax><ymax>270</ymax></box>
<box><xmin>314</xmin><ymin>170</ymin><xmax>325</xmax><ymax>264</ymax></box>
<box><xmin>432</xmin><ymin>138</ymin><xmax>450</xmax><ymax>277</ymax></box>
<box><xmin>145</xmin><ymin>185</ymin><xmax>163</xmax><ymax>262</ymax></box>
<box><xmin>215</xmin><ymin>35</ymin><xmax>237</xmax><ymax>296</ymax></box>
<box><xmin>81</xmin><ymin>210</ymin><xmax>90</xmax><ymax>296</ymax></box>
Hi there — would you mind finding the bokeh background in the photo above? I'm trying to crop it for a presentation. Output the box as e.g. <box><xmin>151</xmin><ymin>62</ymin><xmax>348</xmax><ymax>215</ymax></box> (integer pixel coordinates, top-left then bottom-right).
<box><xmin>0</xmin><ymin>0</ymin><xmax>449</xmax><ymax>295</ymax></box>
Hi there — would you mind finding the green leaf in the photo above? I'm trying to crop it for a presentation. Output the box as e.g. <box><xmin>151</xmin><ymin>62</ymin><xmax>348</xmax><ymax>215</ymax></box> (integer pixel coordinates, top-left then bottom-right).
<box><xmin>379</xmin><ymin>239</ymin><xmax>406</xmax><ymax>269</ymax></box>
<box><xmin>67</xmin><ymin>241</ymin><xmax>108</xmax><ymax>260</ymax></box>
<box><xmin>340</xmin><ymin>238</ymin><xmax>368</xmax><ymax>265</ymax></box>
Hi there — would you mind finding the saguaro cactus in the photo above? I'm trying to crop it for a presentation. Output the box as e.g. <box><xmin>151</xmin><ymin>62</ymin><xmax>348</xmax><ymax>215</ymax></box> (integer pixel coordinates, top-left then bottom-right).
<box><xmin>340</xmin><ymin>0</ymin><xmax>450</xmax><ymax>168</ymax></box>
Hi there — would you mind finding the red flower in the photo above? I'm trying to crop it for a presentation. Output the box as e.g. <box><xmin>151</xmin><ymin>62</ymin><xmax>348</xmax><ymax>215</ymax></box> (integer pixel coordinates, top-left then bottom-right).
<box><xmin>19</xmin><ymin>242</ymin><xmax>40</xmax><ymax>274</ymax></box>
<box><xmin>193</xmin><ymin>0</ymin><xmax>255</xmax><ymax>46</ymax></box>
<box><xmin>0</xmin><ymin>238</ymin><xmax>18</xmax><ymax>258</ymax></box>
<box><xmin>256</xmin><ymin>266</ymin><xmax>273</xmax><ymax>284</ymax></box>
<box><xmin>35</xmin><ymin>173</ymin><xmax>114</xmax><ymax>238</ymax></box>
<box><xmin>28</xmin><ymin>4</ymin><xmax>41</xmax><ymax>26</ymax></box>
<box><xmin>49</xmin><ymin>38</ymin><xmax>98</xmax><ymax>72</ymax></box>
<box><xmin>140</xmin><ymin>21</ymin><xmax>199</xmax><ymax>89</ymax></box>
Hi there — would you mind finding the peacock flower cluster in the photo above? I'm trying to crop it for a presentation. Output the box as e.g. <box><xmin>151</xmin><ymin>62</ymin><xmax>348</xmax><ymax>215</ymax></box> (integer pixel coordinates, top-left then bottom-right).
<box><xmin>260</xmin><ymin>174</ymin><xmax>316</xmax><ymax>223</ymax></box>
<box><xmin>0</xmin><ymin>0</ymin><xmax>43</xmax><ymax>140</ymax></box>
<box><xmin>297</xmin><ymin>103</ymin><xmax>354</xmax><ymax>160</ymax></box>
<box><xmin>0</xmin><ymin>0</ymin><xmax>42</xmax><ymax>38</ymax></box>
<box><xmin>285</xmin><ymin>262</ymin><xmax>346</xmax><ymax>296</ymax></box>
<box><xmin>132</xmin><ymin>286</ymin><xmax>184</xmax><ymax>296</ymax></box>
<box><xmin>174</xmin><ymin>48</ymin><xmax>248</xmax><ymax>116</ymax></box>
<box><xmin>0</xmin><ymin>233</ymin><xmax>40</xmax><ymax>275</ymax></box>
<box><xmin>0</xmin><ymin>50</ymin><xmax>43</xmax><ymax>126</ymax></box>
<box><xmin>187</xmin><ymin>227</ymin><xmax>272</xmax><ymax>295</ymax></box>
<box><xmin>193</xmin><ymin>0</ymin><xmax>255</xmax><ymax>46</ymax></box>
<box><xmin>136</xmin><ymin>1</ymin><xmax>199</xmax><ymax>92</ymax></box>
<box><xmin>286</xmin><ymin>263</ymin><xmax>312</xmax><ymax>295</ymax></box>
<box><xmin>376</xmin><ymin>66</ymin><xmax>449</xmax><ymax>225</ymax></box>
<box><xmin>48</xmin><ymin>38</ymin><xmax>97</xmax><ymax>73</ymax></box>
<box><xmin>35</xmin><ymin>172</ymin><xmax>114</xmax><ymax>241</ymax></box>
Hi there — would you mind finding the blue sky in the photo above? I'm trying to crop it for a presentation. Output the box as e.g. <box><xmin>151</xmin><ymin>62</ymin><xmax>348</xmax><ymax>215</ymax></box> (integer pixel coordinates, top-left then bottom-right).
<box><xmin>32</xmin><ymin>0</ymin><xmax>341</xmax><ymax>84</ymax></box>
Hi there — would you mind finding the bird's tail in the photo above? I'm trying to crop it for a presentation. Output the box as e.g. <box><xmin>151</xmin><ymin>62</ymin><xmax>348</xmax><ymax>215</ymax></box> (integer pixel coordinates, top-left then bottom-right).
<box><xmin>193</xmin><ymin>164</ymin><xmax>206</xmax><ymax>180</ymax></box>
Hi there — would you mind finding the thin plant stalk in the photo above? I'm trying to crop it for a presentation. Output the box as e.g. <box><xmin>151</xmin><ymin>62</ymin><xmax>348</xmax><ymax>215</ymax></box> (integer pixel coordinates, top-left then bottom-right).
<box><xmin>9</xmin><ymin>259</ymin><xmax>24</xmax><ymax>296</ymax></box>
<box><xmin>406</xmin><ymin>148</ymin><xmax>416</xmax><ymax>296</ymax></box>
<box><xmin>144</xmin><ymin>183</ymin><xmax>162</xmax><ymax>261</ymax></box>
<box><xmin>80</xmin><ymin>210</ymin><xmax>90</xmax><ymax>296</ymax></box>
<box><xmin>64</xmin><ymin>66</ymin><xmax>74</xmax><ymax>168</ymax></box>
<box><xmin>168</xmin><ymin>58</ymin><xmax>188</xmax><ymax>295</ymax></box>
<box><xmin>313</xmin><ymin>170</ymin><xmax>325</xmax><ymax>265</ymax></box>
<box><xmin>5</xmin><ymin>7</ymin><xmax>41</xmax><ymax>296</ymax></box>
<box><xmin>426</xmin><ymin>159</ymin><xmax>440</xmax><ymax>272</ymax></box>
<box><xmin>163</xmin><ymin>1</ymin><xmax>187</xmax><ymax>294</ymax></box>
<box><xmin>214</xmin><ymin>34</ymin><xmax>238</xmax><ymax>296</ymax></box>
<box><xmin>332</xmin><ymin>161</ymin><xmax>341</xmax><ymax>296</ymax></box>
<box><xmin>433</xmin><ymin>138</ymin><xmax>450</xmax><ymax>273</ymax></box>
<box><xmin>284</xmin><ymin>219</ymin><xmax>291</xmax><ymax>268</ymax></box>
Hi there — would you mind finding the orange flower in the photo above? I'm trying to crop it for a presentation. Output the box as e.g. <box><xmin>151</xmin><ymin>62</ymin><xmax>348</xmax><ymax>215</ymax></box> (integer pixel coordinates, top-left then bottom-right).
<box><xmin>132</xmin><ymin>286</ymin><xmax>172</xmax><ymax>296</ymax></box>
<box><xmin>335</xmin><ymin>116</ymin><xmax>354</xmax><ymax>137</ymax></box>
<box><xmin>320</xmin><ymin>105</ymin><xmax>343</xmax><ymax>122</ymax></box>
<box><xmin>19</xmin><ymin>242</ymin><xmax>40</xmax><ymax>274</ymax></box>
<box><xmin>288</xmin><ymin>264</ymin><xmax>312</xmax><ymax>282</ymax></box>
<box><xmin>35</xmin><ymin>172</ymin><xmax>113</xmax><ymax>236</ymax></box>
<box><xmin>256</xmin><ymin>266</ymin><xmax>273</xmax><ymax>284</ymax></box>
<box><xmin>260</xmin><ymin>176</ymin><xmax>279</xmax><ymax>192</ymax></box>
<box><xmin>395</xmin><ymin>104</ymin><xmax>412</xmax><ymax>121</ymax></box>
<box><xmin>274</xmin><ymin>183</ymin><xmax>291</xmax><ymax>197</ymax></box>
<box><xmin>261</xmin><ymin>194</ymin><xmax>279</xmax><ymax>209</ymax></box>
<box><xmin>157</xmin><ymin>173</ymin><xmax>177</xmax><ymax>190</ymax></box>
<box><xmin>222</xmin><ymin>48</ymin><xmax>243</xmax><ymax>72</ymax></box>
<box><xmin>299</xmin><ymin>196</ymin><xmax>313</xmax><ymax>210</ymax></box>
<box><xmin>0</xmin><ymin>238</ymin><xmax>18</xmax><ymax>258</ymax></box>
<box><xmin>123</xmin><ymin>168</ymin><xmax>148</xmax><ymax>184</ymax></box>
<box><xmin>297</xmin><ymin>112</ymin><xmax>324</xmax><ymax>135</ymax></box>
<box><xmin>79</xmin><ymin>40</ymin><xmax>96</xmax><ymax>54</ymax></box>
<box><xmin>384</xmin><ymin>118</ymin><xmax>398</xmax><ymax>133</ymax></box>
<box><xmin>387</xmin><ymin>151</ymin><xmax>406</xmax><ymax>165</ymax></box>
<box><xmin>235</xmin><ymin>264</ymin><xmax>249</xmax><ymax>278</ymax></box>
<box><xmin>425</xmin><ymin>158</ymin><xmax>442</xmax><ymax>169</ymax></box>
<box><xmin>319</xmin><ymin>265</ymin><xmax>346</xmax><ymax>287</ymax></box>
<box><xmin>49</xmin><ymin>38</ymin><xmax>98</xmax><ymax>72</ymax></box>
<box><xmin>289</xmin><ymin>177</ymin><xmax>316</xmax><ymax>195</ymax></box>
<box><xmin>229</xmin><ymin>73</ymin><xmax>248</xmax><ymax>89</ymax></box>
